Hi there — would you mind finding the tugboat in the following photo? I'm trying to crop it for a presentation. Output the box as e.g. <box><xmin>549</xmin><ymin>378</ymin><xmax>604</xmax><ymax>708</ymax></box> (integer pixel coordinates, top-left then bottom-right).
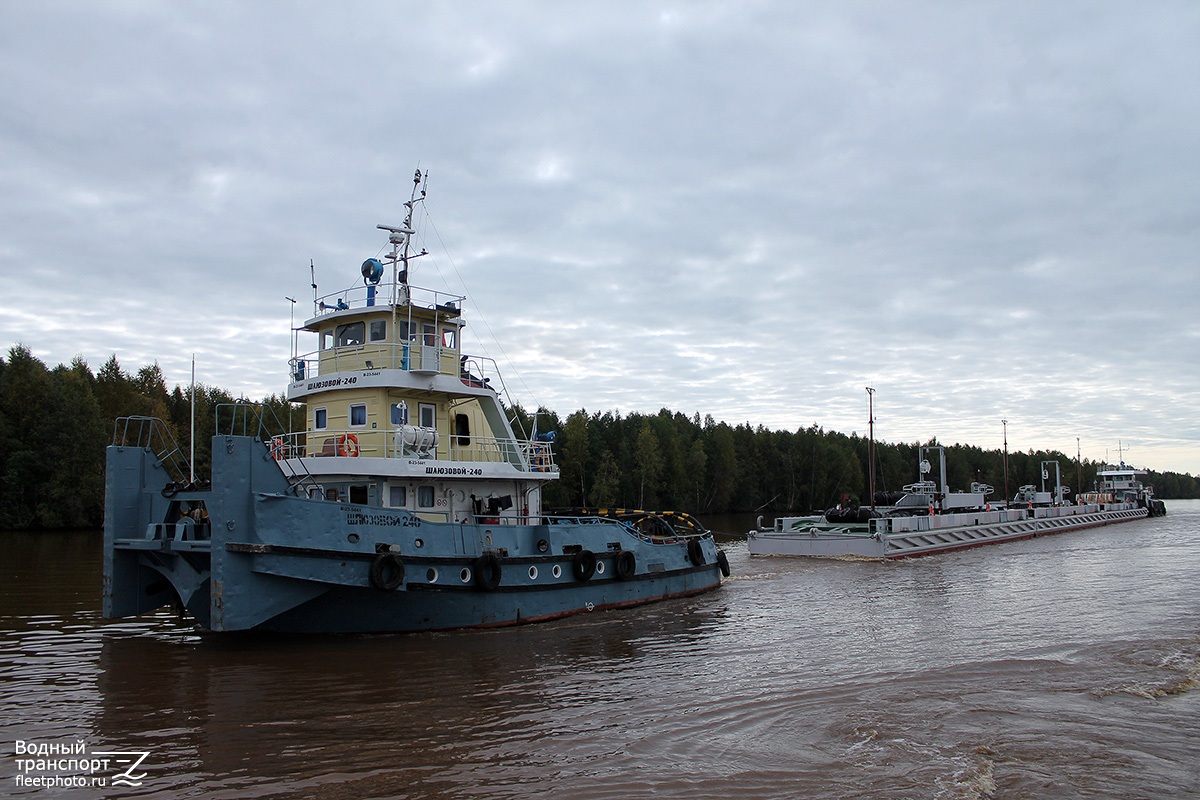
<box><xmin>103</xmin><ymin>170</ymin><xmax>727</xmax><ymax>633</ymax></box>
<box><xmin>748</xmin><ymin>443</ymin><xmax>1163</xmax><ymax>559</ymax></box>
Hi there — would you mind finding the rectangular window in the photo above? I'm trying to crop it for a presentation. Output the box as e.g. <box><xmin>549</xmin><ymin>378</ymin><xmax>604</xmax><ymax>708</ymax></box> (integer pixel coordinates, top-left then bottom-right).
<box><xmin>390</xmin><ymin>402</ymin><xmax>408</xmax><ymax>425</ymax></box>
<box><xmin>335</xmin><ymin>322</ymin><xmax>365</xmax><ymax>347</ymax></box>
<box><xmin>350</xmin><ymin>403</ymin><xmax>367</xmax><ymax>427</ymax></box>
<box><xmin>417</xmin><ymin>485</ymin><xmax>435</xmax><ymax>508</ymax></box>
<box><xmin>321</xmin><ymin>330</ymin><xmax>333</xmax><ymax>350</ymax></box>
<box><xmin>441</xmin><ymin>328</ymin><xmax>457</xmax><ymax>349</ymax></box>
<box><xmin>419</xmin><ymin>402</ymin><xmax>436</xmax><ymax>429</ymax></box>
<box><xmin>387</xmin><ymin>485</ymin><xmax>407</xmax><ymax>508</ymax></box>
<box><xmin>349</xmin><ymin>484</ymin><xmax>369</xmax><ymax>505</ymax></box>
<box><xmin>314</xmin><ymin>408</ymin><xmax>327</xmax><ymax>429</ymax></box>
<box><xmin>399</xmin><ymin>321</ymin><xmax>418</xmax><ymax>341</ymax></box>
<box><xmin>369</xmin><ymin>320</ymin><xmax>387</xmax><ymax>342</ymax></box>
<box><xmin>422</xmin><ymin>324</ymin><xmax>437</xmax><ymax>346</ymax></box>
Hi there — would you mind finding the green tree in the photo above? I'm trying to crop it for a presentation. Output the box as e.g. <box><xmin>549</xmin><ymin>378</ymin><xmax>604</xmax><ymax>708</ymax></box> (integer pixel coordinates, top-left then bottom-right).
<box><xmin>633</xmin><ymin>421</ymin><xmax>663</xmax><ymax>508</ymax></box>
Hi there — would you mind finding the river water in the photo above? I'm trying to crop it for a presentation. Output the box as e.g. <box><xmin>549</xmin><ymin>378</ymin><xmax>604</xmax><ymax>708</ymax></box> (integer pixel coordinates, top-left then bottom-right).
<box><xmin>2</xmin><ymin>503</ymin><xmax>1198</xmax><ymax>799</ymax></box>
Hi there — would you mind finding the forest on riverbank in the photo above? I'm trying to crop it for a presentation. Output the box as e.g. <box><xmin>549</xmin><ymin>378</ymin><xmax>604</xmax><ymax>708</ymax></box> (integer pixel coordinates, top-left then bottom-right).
<box><xmin>1</xmin><ymin>345</ymin><xmax>1196</xmax><ymax>530</ymax></box>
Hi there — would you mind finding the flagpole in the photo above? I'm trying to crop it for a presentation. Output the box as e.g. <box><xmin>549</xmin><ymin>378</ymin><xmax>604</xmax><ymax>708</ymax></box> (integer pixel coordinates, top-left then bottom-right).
<box><xmin>190</xmin><ymin>354</ymin><xmax>196</xmax><ymax>484</ymax></box>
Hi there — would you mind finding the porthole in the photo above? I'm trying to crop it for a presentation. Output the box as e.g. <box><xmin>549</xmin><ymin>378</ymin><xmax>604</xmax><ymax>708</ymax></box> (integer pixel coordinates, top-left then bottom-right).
<box><xmin>426</xmin><ymin>568</ymin><xmax>438</xmax><ymax>583</ymax></box>
<box><xmin>596</xmin><ymin>561</ymin><xmax>606</xmax><ymax>575</ymax></box>
<box><xmin>528</xmin><ymin>566</ymin><xmax>539</xmax><ymax>580</ymax></box>
<box><xmin>347</xmin><ymin>533</ymin><xmax>360</xmax><ymax>544</ymax></box>
<box><xmin>414</xmin><ymin>538</ymin><xmax>424</xmax><ymax>548</ymax></box>
<box><xmin>552</xmin><ymin>565</ymin><xmax>562</xmax><ymax>578</ymax></box>
<box><xmin>460</xmin><ymin>568</ymin><xmax>472</xmax><ymax>584</ymax></box>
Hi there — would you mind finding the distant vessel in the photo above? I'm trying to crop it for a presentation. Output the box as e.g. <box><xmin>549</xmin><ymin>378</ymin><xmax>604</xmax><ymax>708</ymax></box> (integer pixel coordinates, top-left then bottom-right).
<box><xmin>748</xmin><ymin>444</ymin><xmax>1164</xmax><ymax>559</ymax></box>
<box><xmin>104</xmin><ymin>170</ymin><xmax>727</xmax><ymax>633</ymax></box>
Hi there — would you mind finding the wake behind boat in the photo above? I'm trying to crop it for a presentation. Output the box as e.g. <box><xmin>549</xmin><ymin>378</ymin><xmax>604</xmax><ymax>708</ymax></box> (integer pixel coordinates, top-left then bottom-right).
<box><xmin>103</xmin><ymin>170</ymin><xmax>728</xmax><ymax>633</ymax></box>
<box><xmin>748</xmin><ymin>443</ymin><xmax>1165</xmax><ymax>560</ymax></box>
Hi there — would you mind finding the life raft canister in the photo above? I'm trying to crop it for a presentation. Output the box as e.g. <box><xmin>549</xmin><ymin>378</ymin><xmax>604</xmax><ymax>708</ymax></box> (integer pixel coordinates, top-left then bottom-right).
<box><xmin>338</xmin><ymin>433</ymin><xmax>360</xmax><ymax>457</ymax></box>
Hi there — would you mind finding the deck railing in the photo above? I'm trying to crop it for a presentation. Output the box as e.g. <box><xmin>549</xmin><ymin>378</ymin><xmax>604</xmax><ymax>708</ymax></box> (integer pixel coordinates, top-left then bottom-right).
<box><xmin>268</xmin><ymin>428</ymin><xmax>558</xmax><ymax>474</ymax></box>
<box><xmin>289</xmin><ymin>344</ymin><xmax>504</xmax><ymax>390</ymax></box>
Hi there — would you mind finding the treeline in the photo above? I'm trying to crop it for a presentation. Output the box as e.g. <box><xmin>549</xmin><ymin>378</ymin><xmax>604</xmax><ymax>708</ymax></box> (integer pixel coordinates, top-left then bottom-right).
<box><xmin>1</xmin><ymin>345</ymin><xmax>1197</xmax><ymax>529</ymax></box>
<box><xmin>0</xmin><ymin>346</ymin><xmax>299</xmax><ymax>530</ymax></box>
<box><xmin>520</xmin><ymin>406</ymin><xmax>1200</xmax><ymax>513</ymax></box>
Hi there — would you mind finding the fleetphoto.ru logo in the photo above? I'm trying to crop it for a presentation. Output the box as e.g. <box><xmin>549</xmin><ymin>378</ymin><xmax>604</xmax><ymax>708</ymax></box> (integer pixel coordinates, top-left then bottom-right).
<box><xmin>12</xmin><ymin>739</ymin><xmax>151</xmax><ymax>790</ymax></box>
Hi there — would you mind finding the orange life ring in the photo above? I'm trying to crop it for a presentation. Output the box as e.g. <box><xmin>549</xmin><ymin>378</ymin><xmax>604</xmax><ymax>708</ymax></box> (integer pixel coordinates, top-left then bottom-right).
<box><xmin>338</xmin><ymin>433</ymin><xmax>360</xmax><ymax>457</ymax></box>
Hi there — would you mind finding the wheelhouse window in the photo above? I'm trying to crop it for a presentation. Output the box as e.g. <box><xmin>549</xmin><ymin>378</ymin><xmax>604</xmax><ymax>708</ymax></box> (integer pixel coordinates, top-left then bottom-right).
<box><xmin>349</xmin><ymin>403</ymin><xmax>367</xmax><ymax>427</ymax></box>
<box><xmin>391</xmin><ymin>402</ymin><xmax>409</xmax><ymax>426</ymax></box>
<box><xmin>422</xmin><ymin>324</ymin><xmax>437</xmax><ymax>346</ymax></box>
<box><xmin>314</xmin><ymin>408</ymin><xmax>327</xmax><ymax>429</ymax></box>
<box><xmin>336</xmin><ymin>322</ymin><xmax>365</xmax><ymax>347</ymax></box>
<box><xmin>441</xmin><ymin>328</ymin><xmax>457</xmax><ymax>349</ymax></box>
<box><xmin>419</xmin><ymin>402</ymin><xmax>436</xmax><ymax>429</ymax></box>
<box><xmin>455</xmin><ymin>413</ymin><xmax>470</xmax><ymax>446</ymax></box>
<box><xmin>368</xmin><ymin>320</ymin><xmax>387</xmax><ymax>342</ymax></box>
<box><xmin>321</xmin><ymin>330</ymin><xmax>333</xmax><ymax>350</ymax></box>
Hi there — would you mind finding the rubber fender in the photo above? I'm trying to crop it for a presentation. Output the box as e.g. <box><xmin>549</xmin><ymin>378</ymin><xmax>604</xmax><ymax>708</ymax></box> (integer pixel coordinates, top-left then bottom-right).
<box><xmin>573</xmin><ymin>549</ymin><xmax>597</xmax><ymax>581</ymax></box>
<box><xmin>614</xmin><ymin>550</ymin><xmax>636</xmax><ymax>580</ymax></box>
<box><xmin>369</xmin><ymin>553</ymin><xmax>405</xmax><ymax>591</ymax></box>
<box><xmin>474</xmin><ymin>553</ymin><xmax>502</xmax><ymax>590</ymax></box>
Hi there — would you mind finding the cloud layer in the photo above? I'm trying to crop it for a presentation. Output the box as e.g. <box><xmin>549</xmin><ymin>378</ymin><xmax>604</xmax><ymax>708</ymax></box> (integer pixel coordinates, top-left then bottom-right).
<box><xmin>2</xmin><ymin>2</ymin><xmax>1197</xmax><ymax>473</ymax></box>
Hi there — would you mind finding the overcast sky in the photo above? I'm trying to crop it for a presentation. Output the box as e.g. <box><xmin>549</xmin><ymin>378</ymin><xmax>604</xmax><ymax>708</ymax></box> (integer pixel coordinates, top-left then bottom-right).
<box><xmin>2</xmin><ymin>1</ymin><xmax>1198</xmax><ymax>475</ymax></box>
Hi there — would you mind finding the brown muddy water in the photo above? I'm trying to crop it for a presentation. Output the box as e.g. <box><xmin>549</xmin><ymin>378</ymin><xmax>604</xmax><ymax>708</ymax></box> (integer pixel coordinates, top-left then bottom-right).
<box><xmin>2</xmin><ymin>504</ymin><xmax>1198</xmax><ymax>799</ymax></box>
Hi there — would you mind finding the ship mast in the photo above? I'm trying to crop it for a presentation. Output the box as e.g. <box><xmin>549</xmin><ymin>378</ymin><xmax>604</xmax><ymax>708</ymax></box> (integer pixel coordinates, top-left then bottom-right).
<box><xmin>379</xmin><ymin>169</ymin><xmax>429</xmax><ymax>369</ymax></box>
<box><xmin>866</xmin><ymin>387</ymin><xmax>876</xmax><ymax>512</ymax></box>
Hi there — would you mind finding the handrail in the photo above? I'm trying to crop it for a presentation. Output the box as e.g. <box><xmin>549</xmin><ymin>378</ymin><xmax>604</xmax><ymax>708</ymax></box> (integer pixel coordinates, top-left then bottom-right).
<box><xmin>111</xmin><ymin>416</ymin><xmax>191</xmax><ymax>484</ymax></box>
<box><xmin>215</xmin><ymin>402</ymin><xmax>292</xmax><ymax>440</ymax></box>
<box><xmin>268</xmin><ymin>428</ymin><xmax>558</xmax><ymax>474</ymax></box>
<box><xmin>289</xmin><ymin>343</ymin><xmax>505</xmax><ymax>390</ymax></box>
<box><xmin>311</xmin><ymin>280</ymin><xmax>464</xmax><ymax>320</ymax></box>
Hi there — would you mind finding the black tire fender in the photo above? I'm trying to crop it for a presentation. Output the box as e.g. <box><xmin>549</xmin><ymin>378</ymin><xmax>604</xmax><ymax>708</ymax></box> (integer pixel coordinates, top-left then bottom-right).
<box><xmin>615</xmin><ymin>549</ymin><xmax>636</xmax><ymax>581</ymax></box>
<box><xmin>716</xmin><ymin>549</ymin><xmax>731</xmax><ymax>577</ymax></box>
<box><xmin>474</xmin><ymin>553</ymin><xmax>502</xmax><ymax>590</ymax></box>
<box><xmin>369</xmin><ymin>553</ymin><xmax>405</xmax><ymax>591</ymax></box>
<box><xmin>573</xmin><ymin>549</ymin><xmax>597</xmax><ymax>581</ymax></box>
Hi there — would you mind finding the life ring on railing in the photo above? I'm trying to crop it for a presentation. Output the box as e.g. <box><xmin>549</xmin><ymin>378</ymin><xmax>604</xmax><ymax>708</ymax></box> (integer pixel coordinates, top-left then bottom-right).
<box><xmin>269</xmin><ymin>436</ymin><xmax>286</xmax><ymax>461</ymax></box>
<box><xmin>338</xmin><ymin>433</ymin><xmax>360</xmax><ymax>457</ymax></box>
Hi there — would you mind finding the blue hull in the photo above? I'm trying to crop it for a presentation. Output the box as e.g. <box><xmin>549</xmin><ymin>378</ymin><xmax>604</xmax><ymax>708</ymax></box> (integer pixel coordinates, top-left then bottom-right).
<box><xmin>104</xmin><ymin>435</ymin><xmax>724</xmax><ymax>633</ymax></box>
